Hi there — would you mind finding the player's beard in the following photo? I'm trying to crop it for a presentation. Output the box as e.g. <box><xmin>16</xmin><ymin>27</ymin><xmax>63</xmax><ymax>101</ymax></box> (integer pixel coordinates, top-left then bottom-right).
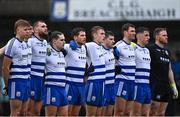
<box><xmin>39</xmin><ymin>32</ymin><xmax>48</xmax><ymax>40</ymax></box>
<box><xmin>159</xmin><ymin>39</ymin><xmax>168</xmax><ymax>45</ymax></box>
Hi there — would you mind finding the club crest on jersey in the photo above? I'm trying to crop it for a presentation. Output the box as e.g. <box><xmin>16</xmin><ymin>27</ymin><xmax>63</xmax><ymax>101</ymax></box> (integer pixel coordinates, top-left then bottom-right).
<box><xmin>165</xmin><ymin>50</ymin><xmax>169</xmax><ymax>55</ymax></box>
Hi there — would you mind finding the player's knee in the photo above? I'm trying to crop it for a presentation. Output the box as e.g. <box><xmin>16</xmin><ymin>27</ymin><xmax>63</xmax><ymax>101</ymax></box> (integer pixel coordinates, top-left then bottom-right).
<box><xmin>141</xmin><ymin>111</ymin><xmax>149</xmax><ymax>116</ymax></box>
<box><xmin>33</xmin><ymin>109</ymin><xmax>41</xmax><ymax>116</ymax></box>
<box><xmin>150</xmin><ymin>109</ymin><xmax>157</xmax><ymax>116</ymax></box>
<box><xmin>124</xmin><ymin>110</ymin><xmax>131</xmax><ymax>116</ymax></box>
<box><xmin>133</xmin><ymin>110</ymin><xmax>141</xmax><ymax>116</ymax></box>
<box><xmin>114</xmin><ymin>110</ymin><xmax>124</xmax><ymax>116</ymax></box>
<box><xmin>157</xmin><ymin>111</ymin><xmax>166</xmax><ymax>116</ymax></box>
<box><xmin>19</xmin><ymin>109</ymin><xmax>27</xmax><ymax>116</ymax></box>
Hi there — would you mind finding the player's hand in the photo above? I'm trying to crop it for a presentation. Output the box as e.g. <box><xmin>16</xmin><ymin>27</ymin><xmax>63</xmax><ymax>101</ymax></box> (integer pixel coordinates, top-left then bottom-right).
<box><xmin>115</xmin><ymin>66</ymin><xmax>121</xmax><ymax>75</ymax></box>
<box><xmin>170</xmin><ymin>83</ymin><xmax>178</xmax><ymax>99</ymax></box>
<box><xmin>2</xmin><ymin>87</ymin><xmax>8</xmax><ymax>96</ymax></box>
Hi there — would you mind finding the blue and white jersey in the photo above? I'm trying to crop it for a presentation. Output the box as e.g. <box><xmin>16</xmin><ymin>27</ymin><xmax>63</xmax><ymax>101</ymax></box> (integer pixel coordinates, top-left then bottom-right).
<box><xmin>45</xmin><ymin>45</ymin><xmax>66</xmax><ymax>87</ymax></box>
<box><xmin>86</xmin><ymin>42</ymin><xmax>106</xmax><ymax>81</ymax></box>
<box><xmin>28</xmin><ymin>36</ymin><xmax>47</xmax><ymax>78</ymax></box>
<box><xmin>103</xmin><ymin>47</ymin><xmax>115</xmax><ymax>85</ymax></box>
<box><xmin>115</xmin><ymin>40</ymin><xmax>136</xmax><ymax>81</ymax></box>
<box><xmin>4</xmin><ymin>37</ymin><xmax>29</xmax><ymax>80</ymax></box>
<box><xmin>64</xmin><ymin>44</ymin><xmax>87</xmax><ymax>85</ymax></box>
<box><xmin>135</xmin><ymin>44</ymin><xmax>151</xmax><ymax>84</ymax></box>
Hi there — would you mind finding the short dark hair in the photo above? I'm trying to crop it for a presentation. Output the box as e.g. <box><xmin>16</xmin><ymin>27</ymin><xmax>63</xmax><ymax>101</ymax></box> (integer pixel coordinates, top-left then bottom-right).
<box><xmin>153</xmin><ymin>28</ymin><xmax>167</xmax><ymax>39</ymax></box>
<box><xmin>14</xmin><ymin>19</ymin><xmax>31</xmax><ymax>33</ymax></box>
<box><xmin>105</xmin><ymin>31</ymin><xmax>114</xmax><ymax>38</ymax></box>
<box><xmin>71</xmin><ymin>27</ymin><xmax>85</xmax><ymax>39</ymax></box>
<box><xmin>91</xmin><ymin>26</ymin><xmax>104</xmax><ymax>37</ymax></box>
<box><xmin>33</xmin><ymin>20</ymin><xmax>46</xmax><ymax>28</ymax></box>
<box><xmin>48</xmin><ymin>31</ymin><xmax>63</xmax><ymax>43</ymax></box>
<box><xmin>136</xmin><ymin>27</ymin><xmax>149</xmax><ymax>34</ymax></box>
<box><xmin>121</xmin><ymin>23</ymin><xmax>135</xmax><ymax>33</ymax></box>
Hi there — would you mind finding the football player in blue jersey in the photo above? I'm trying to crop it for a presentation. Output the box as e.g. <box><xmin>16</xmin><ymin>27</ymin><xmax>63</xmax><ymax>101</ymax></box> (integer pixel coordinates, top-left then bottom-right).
<box><xmin>64</xmin><ymin>27</ymin><xmax>87</xmax><ymax>116</ymax></box>
<box><xmin>42</xmin><ymin>31</ymin><xmax>68</xmax><ymax>116</ymax></box>
<box><xmin>114</xmin><ymin>23</ymin><xmax>136</xmax><ymax>116</ymax></box>
<box><xmin>101</xmin><ymin>31</ymin><xmax>115</xmax><ymax>116</ymax></box>
<box><xmin>2</xmin><ymin>19</ymin><xmax>31</xmax><ymax>116</ymax></box>
<box><xmin>28</xmin><ymin>20</ymin><xmax>48</xmax><ymax>116</ymax></box>
<box><xmin>132</xmin><ymin>27</ymin><xmax>151</xmax><ymax>116</ymax></box>
<box><xmin>85</xmin><ymin>26</ymin><xmax>106</xmax><ymax>116</ymax></box>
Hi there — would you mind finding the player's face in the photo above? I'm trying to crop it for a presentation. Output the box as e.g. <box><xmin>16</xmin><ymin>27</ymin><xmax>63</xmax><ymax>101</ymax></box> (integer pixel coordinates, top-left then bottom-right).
<box><xmin>140</xmin><ymin>31</ymin><xmax>150</xmax><ymax>45</ymax></box>
<box><xmin>104</xmin><ymin>35</ymin><xmax>115</xmax><ymax>48</ymax></box>
<box><xmin>75</xmin><ymin>31</ymin><xmax>86</xmax><ymax>45</ymax></box>
<box><xmin>36</xmin><ymin>22</ymin><xmax>48</xmax><ymax>39</ymax></box>
<box><xmin>126</xmin><ymin>27</ymin><xmax>136</xmax><ymax>41</ymax></box>
<box><xmin>27</xmin><ymin>26</ymin><xmax>34</xmax><ymax>39</ymax></box>
<box><xmin>16</xmin><ymin>26</ymin><xmax>30</xmax><ymax>40</ymax></box>
<box><xmin>95</xmin><ymin>29</ymin><xmax>105</xmax><ymax>44</ymax></box>
<box><xmin>55</xmin><ymin>34</ymin><xmax>65</xmax><ymax>49</ymax></box>
<box><xmin>158</xmin><ymin>30</ymin><xmax>168</xmax><ymax>44</ymax></box>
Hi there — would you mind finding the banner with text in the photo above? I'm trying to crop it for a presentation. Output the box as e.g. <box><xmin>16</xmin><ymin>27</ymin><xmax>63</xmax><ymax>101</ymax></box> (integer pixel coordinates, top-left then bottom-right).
<box><xmin>50</xmin><ymin>0</ymin><xmax>180</xmax><ymax>21</ymax></box>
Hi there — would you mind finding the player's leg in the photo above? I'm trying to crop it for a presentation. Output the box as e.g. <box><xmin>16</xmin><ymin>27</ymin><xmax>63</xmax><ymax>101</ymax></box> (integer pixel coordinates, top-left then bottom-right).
<box><xmin>69</xmin><ymin>105</ymin><xmax>81</xmax><ymax>116</ymax></box>
<box><xmin>57</xmin><ymin>105</ymin><xmax>68</xmax><ymax>116</ymax></box>
<box><xmin>141</xmin><ymin>103</ymin><xmax>151</xmax><ymax>116</ymax></box>
<box><xmin>133</xmin><ymin>101</ymin><xmax>142</xmax><ymax>116</ymax></box>
<box><xmin>19</xmin><ymin>81</ymin><xmax>30</xmax><ymax>116</ymax></box>
<box><xmin>10</xmin><ymin>100</ymin><xmax>22</xmax><ymax>116</ymax></box>
<box><xmin>114</xmin><ymin>97</ymin><xmax>126</xmax><ymax>116</ymax></box>
<box><xmin>96</xmin><ymin>107</ymin><xmax>103</xmax><ymax>116</ymax></box>
<box><xmin>86</xmin><ymin>105</ymin><xmax>97</xmax><ymax>116</ymax></box>
<box><xmin>157</xmin><ymin>102</ymin><xmax>168</xmax><ymax>116</ymax></box>
<box><xmin>29</xmin><ymin>77</ymin><xmax>43</xmax><ymax>115</ymax></box>
<box><xmin>85</xmin><ymin>81</ymin><xmax>103</xmax><ymax>116</ymax></box>
<box><xmin>150</xmin><ymin>101</ymin><xmax>160</xmax><ymax>116</ymax></box>
<box><xmin>124</xmin><ymin>100</ymin><xmax>134</xmax><ymax>116</ymax></box>
<box><xmin>104</xmin><ymin>105</ymin><xmax>114</xmax><ymax>116</ymax></box>
<box><xmin>141</xmin><ymin>85</ymin><xmax>152</xmax><ymax>116</ymax></box>
<box><xmin>32</xmin><ymin>101</ymin><xmax>42</xmax><ymax>115</ymax></box>
<box><xmin>19</xmin><ymin>100</ymin><xmax>29</xmax><ymax>116</ymax></box>
<box><xmin>115</xmin><ymin>80</ymin><xmax>134</xmax><ymax>116</ymax></box>
<box><xmin>45</xmin><ymin>105</ymin><xmax>57</xmax><ymax>116</ymax></box>
<box><xmin>67</xmin><ymin>85</ymin><xmax>84</xmax><ymax>116</ymax></box>
<box><xmin>27</xmin><ymin>99</ymin><xmax>33</xmax><ymax>115</ymax></box>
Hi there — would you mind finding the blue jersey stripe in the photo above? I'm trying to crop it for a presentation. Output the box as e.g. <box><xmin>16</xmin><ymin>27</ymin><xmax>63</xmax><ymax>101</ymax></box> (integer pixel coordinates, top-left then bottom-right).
<box><xmin>66</xmin><ymin>66</ymin><xmax>85</xmax><ymax>71</ymax></box>
<box><xmin>135</xmin><ymin>75</ymin><xmax>149</xmax><ymax>79</ymax></box>
<box><xmin>31</xmin><ymin>62</ymin><xmax>45</xmax><ymax>66</ymax></box>
<box><xmin>121</xmin><ymin>65</ymin><xmax>136</xmax><ymax>69</ymax></box>
<box><xmin>46</xmin><ymin>72</ymin><xmax>66</xmax><ymax>76</ymax></box>
<box><xmin>27</xmin><ymin>64</ymin><xmax>31</xmax><ymax>67</ymax></box>
<box><xmin>31</xmin><ymin>68</ymin><xmax>44</xmax><ymax>73</ymax></box>
<box><xmin>89</xmin><ymin>72</ymin><xmax>106</xmax><ymax>76</ymax></box>
<box><xmin>106</xmin><ymin>69</ymin><xmax>115</xmax><ymax>73</ymax></box>
<box><xmin>11</xmin><ymin>65</ymin><xmax>28</xmax><ymax>68</ymax></box>
<box><xmin>136</xmin><ymin>68</ymin><xmax>150</xmax><ymax>72</ymax></box>
<box><xmin>106</xmin><ymin>76</ymin><xmax>114</xmax><ymax>80</ymax></box>
<box><xmin>121</xmin><ymin>72</ymin><xmax>135</xmax><ymax>76</ymax></box>
<box><xmin>66</xmin><ymin>73</ymin><xmax>84</xmax><ymax>78</ymax></box>
<box><xmin>10</xmin><ymin>72</ymin><xmax>29</xmax><ymax>75</ymax></box>
<box><xmin>94</xmin><ymin>65</ymin><xmax>105</xmax><ymax>69</ymax></box>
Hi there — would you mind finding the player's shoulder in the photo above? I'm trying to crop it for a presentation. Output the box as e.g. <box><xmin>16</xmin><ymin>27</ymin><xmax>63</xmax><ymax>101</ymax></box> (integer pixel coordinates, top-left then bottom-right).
<box><xmin>146</xmin><ymin>43</ymin><xmax>156</xmax><ymax>50</ymax></box>
<box><xmin>115</xmin><ymin>40</ymin><xmax>124</xmax><ymax>46</ymax></box>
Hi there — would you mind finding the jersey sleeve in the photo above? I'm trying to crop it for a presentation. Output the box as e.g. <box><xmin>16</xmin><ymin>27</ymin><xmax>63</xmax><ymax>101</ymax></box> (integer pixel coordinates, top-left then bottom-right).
<box><xmin>4</xmin><ymin>39</ymin><xmax>16</xmax><ymax>59</ymax></box>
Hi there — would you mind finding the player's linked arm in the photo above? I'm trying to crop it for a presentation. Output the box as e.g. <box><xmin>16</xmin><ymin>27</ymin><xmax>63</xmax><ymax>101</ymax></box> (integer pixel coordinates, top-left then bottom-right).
<box><xmin>2</xmin><ymin>56</ymin><xmax>12</xmax><ymax>88</ymax></box>
<box><xmin>0</xmin><ymin>46</ymin><xmax>5</xmax><ymax>56</ymax></box>
<box><xmin>168</xmin><ymin>63</ymin><xmax>178</xmax><ymax>99</ymax></box>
